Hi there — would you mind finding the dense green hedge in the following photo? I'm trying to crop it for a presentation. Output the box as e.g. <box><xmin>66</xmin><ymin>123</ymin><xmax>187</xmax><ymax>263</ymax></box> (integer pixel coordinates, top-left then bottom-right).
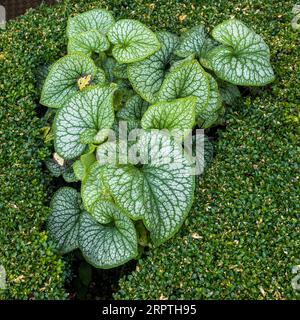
<box><xmin>0</xmin><ymin>0</ymin><xmax>298</xmax><ymax>299</ymax></box>
<box><xmin>114</xmin><ymin>0</ymin><xmax>300</xmax><ymax>299</ymax></box>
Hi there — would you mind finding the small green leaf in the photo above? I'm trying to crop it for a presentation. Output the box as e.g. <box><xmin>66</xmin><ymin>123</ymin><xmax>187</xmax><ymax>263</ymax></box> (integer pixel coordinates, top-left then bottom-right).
<box><xmin>68</xmin><ymin>30</ymin><xmax>110</xmax><ymax>56</ymax></box>
<box><xmin>48</xmin><ymin>187</ymin><xmax>81</xmax><ymax>254</ymax></box>
<box><xmin>209</xmin><ymin>19</ymin><xmax>275</xmax><ymax>86</ymax></box>
<box><xmin>197</xmin><ymin>74</ymin><xmax>223</xmax><ymax>129</ymax></box>
<box><xmin>127</xmin><ymin>31</ymin><xmax>178</xmax><ymax>102</ymax></box>
<box><xmin>62</xmin><ymin>166</ymin><xmax>78</xmax><ymax>183</ymax></box>
<box><xmin>157</xmin><ymin>60</ymin><xmax>210</xmax><ymax>119</ymax></box>
<box><xmin>219</xmin><ymin>81</ymin><xmax>241</xmax><ymax>105</ymax></box>
<box><xmin>67</xmin><ymin>9</ymin><xmax>115</xmax><ymax>38</ymax></box>
<box><xmin>141</xmin><ymin>97</ymin><xmax>196</xmax><ymax>133</ymax></box>
<box><xmin>73</xmin><ymin>147</ymin><xmax>96</xmax><ymax>181</ymax></box>
<box><xmin>107</xmin><ymin>19</ymin><xmax>160</xmax><ymax>63</ymax></box>
<box><xmin>79</xmin><ymin>202</ymin><xmax>138</xmax><ymax>269</ymax></box>
<box><xmin>199</xmin><ymin>37</ymin><xmax>219</xmax><ymax>70</ymax></box>
<box><xmin>40</xmin><ymin>54</ymin><xmax>97</xmax><ymax>108</ymax></box>
<box><xmin>93</xmin><ymin>68</ymin><xmax>106</xmax><ymax>85</ymax></box>
<box><xmin>103</xmin><ymin>131</ymin><xmax>195</xmax><ymax>246</ymax></box>
<box><xmin>54</xmin><ymin>85</ymin><xmax>115</xmax><ymax>160</ymax></box>
<box><xmin>81</xmin><ymin>162</ymin><xmax>110</xmax><ymax>212</ymax></box>
<box><xmin>117</xmin><ymin>95</ymin><xmax>148</xmax><ymax>122</ymax></box>
<box><xmin>175</xmin><ymin>25</ymin><xmax>207</xmax><ymax>58</ymax></box>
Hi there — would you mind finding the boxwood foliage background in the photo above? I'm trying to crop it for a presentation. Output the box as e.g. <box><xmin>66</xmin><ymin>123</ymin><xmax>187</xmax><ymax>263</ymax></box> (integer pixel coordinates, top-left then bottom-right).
<box><xmin>0</xmin><ymin>0</ymin><xmax>298</xmax><ymax>299</ymax></box>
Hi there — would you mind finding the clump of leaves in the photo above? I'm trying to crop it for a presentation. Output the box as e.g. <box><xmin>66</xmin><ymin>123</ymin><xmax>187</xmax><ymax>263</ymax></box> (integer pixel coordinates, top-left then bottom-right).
<box><xmin>40</xmin><ymin>9</ymin><xmax>275</xmax><ymax>268</ymax></box>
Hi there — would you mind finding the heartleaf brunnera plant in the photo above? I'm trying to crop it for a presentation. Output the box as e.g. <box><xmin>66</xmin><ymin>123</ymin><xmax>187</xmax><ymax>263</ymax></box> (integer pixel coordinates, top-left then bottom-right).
<box><xmin>40</xmin><ymin>8</ymin><xmax>275</xmax><ymax>269</ymax></box>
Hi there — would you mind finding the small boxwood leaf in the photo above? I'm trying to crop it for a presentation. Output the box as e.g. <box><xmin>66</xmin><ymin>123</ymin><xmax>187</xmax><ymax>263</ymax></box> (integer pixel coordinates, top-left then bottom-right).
<box><xmin>54</xmin><ymin>85</ymin><xmax>115</xmax><ymax>160</ymax></box>
<box><xmin>67</xmin><ymin>9</ymin><xmax>115</xmax><ymax>38</ymax></box>
<box><xmin>157</xmin><ymin>60</ymin><xmax>210</xmax><ymax>119</ymax></box>
<box><xmin>40</xmin><ymin>54</ymin><xmax>97</xmax><ymax>108</ymax></box>
<box><xmin>107</xmin><ymin>19</ymin><xmax>160</xmax><ymax>64</ymax></box>
<box><xmin>141</xmin><ymin>97</ymin><xmax>196</xmax><ymax>132</ymax></box>
<box><xmin>103</xmin><ymin>131</ymin><xmax>195</xmax><ymax>246</ymax></box>
<box><xmin>79</xmin><ymin>202</ymin><xmax>138</xmax><ymax>269</ymax></box>
<box><xmin>68</xmin><ymin>30</ymin><xmax>110</xmax><ymax>56</ymax></box>
<box><xmin>48</xmin><ymin>187</ymin><xmax>81</xmax><ymax>254</ymax></box>
<box><xmin>127</xmin><ymin>31</ymin><xmax>178</xmax><ymax>102</ymax></box>
<box><xmin>209</xmin><ymin>19</ymin><xmax>275</xmax><ymax>86</ymax></box>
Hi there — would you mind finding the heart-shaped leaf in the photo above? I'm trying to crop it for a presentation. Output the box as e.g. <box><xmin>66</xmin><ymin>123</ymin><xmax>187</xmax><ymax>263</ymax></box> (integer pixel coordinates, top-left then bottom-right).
<box><xmin>157</xmin><ymin>60</ymin><xmax>210</xmax><ymax>119</ymax></box>
<box><xmin>40</xmin><ymin>54</ymin><xmax>97</xmax><ymax>108</ymax></box>
<box><xmin>175</xmin><ymin>25</ymin><xmax>207</xmax><ymax>58</ymax></box>
<box><xmin>107</xmin><ymin>19</ymin><xmax>160</xmax><ymax>64</ymax></box>
<box><xmin>68</xmin><ymin>30</ymin><xmax>110</xmax><ymax>56</ymax></box>
<box><xmin>48</xmin><ymin>187</ymin><xmax>81</xmax><ymax>254</ymax></box>
<box><xmin>81</xmin><ymin>162</ymin><xmax>111</xmax><ymax>212</ymax></box>
<box><xmin>103</xmin><ymin>131</ymin><xmax>195</xmax><ymax>246</ymax></box>
<box><xmin>127</xmin><ymin>31</ymin><xmax>178</xmax><ymax>102</ymax></box>
<box><xmin>54</xmin><ymin>85</ymin><xmax>115</xmax><ymax>160</ymax></box>
<box><xmin>141</xmin><ymin>97</ymin><xmax>196</xmax><ymax>133</ymax></box>
<box><xmin>197</xmin><ymin>74</ymin><xmax>223</xmax><ymax>128</ymax></box>
<box><xmin>79</xmin><ymin>202</ymin><xmax>138</xmax><ymax>269</ymax></box>
<box><xmin>67</xmin><ymin>9</ymin><xmax>115</xmax><ymax>38</ymax></box>
<box><xmin>209</xmin><ymin>19</ymin><xmax>275</xmax><ymax>86</ymax></box>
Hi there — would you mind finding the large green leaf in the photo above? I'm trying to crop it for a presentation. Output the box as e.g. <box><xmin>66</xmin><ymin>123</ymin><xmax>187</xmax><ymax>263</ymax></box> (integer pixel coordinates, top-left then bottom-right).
<box><xmin>175</xmin><ymin>25</ymin><xmax>207</xmax><ymax>58</ymax></box>
<box><xmin>40</xmin><ymin>54</ymin><xmax>97</xmax><ymax>108</ymax></box>
<box><xmin>197</xmin><ymin>74</ymin><xmax>223</xmax><ymax>128</ymax></box>
<box><xmin>68</xmin><ymin>30</ymin><xmax>110</xmax><ymax>56</ymax></box>
<box><xmin>107</xmin><ymin>19</ymin><xmax>160</xmax><ymax>64</ymax></box>
<box><xmin>81</xmin><ymin>162</ymin><xmax>110</xmax><ymax>212</ymax></box>
<box><xmin>79</xmin><ymin>202</ymin><xmax>138</xmax><ymax>269</ymax></box>
<box><xmin>127</xmin><ymin>31</ymin><xmax>178</xmax><ymax>102</ymax></box>
<box><xmin>209</xmin><ymin>19</ymin><xmax>275</xmax><ymax>86</ymax></box>
<box><xmin>157</xmin><ymin>60</ymin><xmax>210</xmax><ymax>118</ymax></box>
<box><xmin>103</xmin><ymin>131</ymin><xmax>195</xmax><ymax>246</ymax></box>
<box><xmin>141</xmin><ymin>97</ymin><xmax>196</xmax><ymax>133</ymax></box>
<box><xmin>67</xmin><ymin>9</ymin><xmax>115</xmax><ymax>38</ymax></box>
<box><xmin>54</xmin><ymin>85</ymin><xmax>115</xmax><ymax>160</ymax></box>
<box><xmin>48</xmin><ymin>187</ymin><xmax>81</xmax><ymax>254</ymax></box>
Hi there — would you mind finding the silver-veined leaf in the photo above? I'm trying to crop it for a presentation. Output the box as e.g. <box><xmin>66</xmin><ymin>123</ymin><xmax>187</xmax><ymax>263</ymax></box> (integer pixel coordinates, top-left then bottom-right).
<box><xmin>141</xmin><ymin>97</ymin><xmax>196</xmax><ymax>133</ymax></box>
<box><xmin>209</xmin><ymin>19</ymin><xmax>275</xmax><ymax>86</ymax></box>
<box><xmin>67</xmin><ymin>9</ymin><xmax>115</xmax><ymax>38</ymax></box>
<box><xmin>107</xmin><ymin>19</ymin><xmax>160</xmax><ymax>64</ymax></box>
<box><xmin>127</xmin><ymin>31</ymin><xmax>178</xmax><ymax>102</ymax></box>
<box><xmin>103</xmin><ymin>131</ymin><xmax>195</xmax><ymax>246</ymax></box>
<box><xmin>40</xmin><ymin>54</ymin><xmax>97</xmax><ymax>108</ymax></box>
<box><xmin>48</xmin><ymin>187</ymin><xmax>81</xmax><ymax>254</ymax></box>
<box><xmin>68</xmin><ymin>30</ymin><xmax>110</xmax><ymax>56</ymax></box>
<box><xmin>54</xmin><ymin>85</ymin><xmax>115</xmax><ymax>160</ymax></box>
<box><xmin>79</xmin><ymin>202</ymin><xmax>138</xmax><ymax>269</ymax></box>
<box><xmin>157</xmin><ymin>60</ymin><xmax>210</xmax><ymax>119</ymax></box>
